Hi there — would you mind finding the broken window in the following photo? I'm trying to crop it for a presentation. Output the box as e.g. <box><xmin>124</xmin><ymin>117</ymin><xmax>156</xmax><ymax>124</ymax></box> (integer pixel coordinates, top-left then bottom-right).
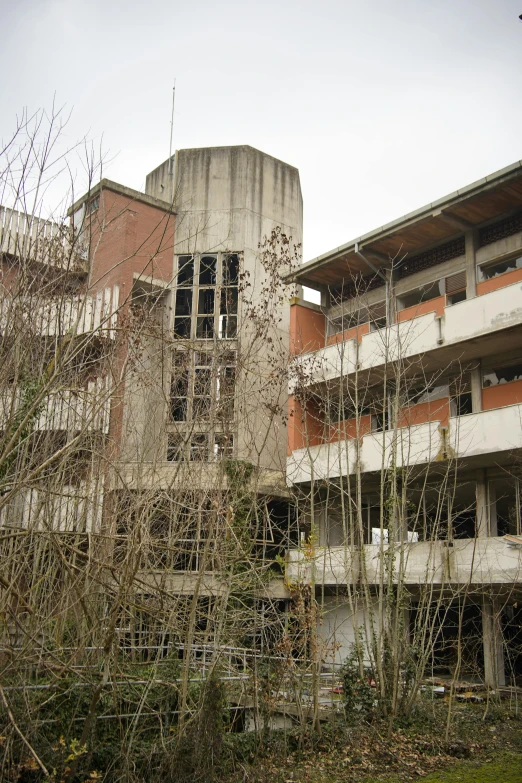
<box><xmin>400</xmin><ymin>279</ymin><xmax>444</xmax><ymax>309</ymax></box>
<box><xmin>193</xmin><ymin>366</ymin><xmax>212</xmax><ymax>420</ymax></box>
<box><xmin>404</xmin><ymin>381</ymin><xmax>449</xmax><ymax>406</ymax></box>
<box><xmin>218</xmin><ymin>314</ymin><xmax>237</xmax><ymax>339</ymax></box>
<box><xmin>223</xmin><ymin>253</ymin><xmax>239</xmax><ymax>286</ymax></box>
<box><xmin>216</xmin><ymin>352</ymin><xmax>236</xmax><ymax>420</ymax></box>
<box><xmin>450</xmin><ymin>375</ymin><xmax>472</xmax><ymax>417</ymax></box>
<box><xmin>190</xmin><ymin>433</ymin><xmax>208</xmax><ymax>461</ymax></box>
<box><xmin>483</xmin><ymin>361</ymin><xmax>522</xmax><ymax>387</ymax></box>
<box><xmin>489</xmin><ymin>477</ymin><xmax>522</xmax><ymax>536</ymax></box>
<box><xmin>177</xmin><ymin>255</ymin><xmax>194</xmax><ymax>286</ymax></box>
<box><xmin>214</xmin><ymin>433</ymin><xmax>234</xmax><ymax>459</ymax></box>
<box><xmin>167</xmin><ymin>434</ymin><xmax>185</xmax><ymax>461</ymax></box>
<box><xmin>170</xmin><ymin>354</ymin><xmax>189</xmax><ymax>421</ymax></box>
<box><xmin>199</xmin><ymin>255</ymin><xmax>217</xmax><ymax>285</ymax></box>
<box><xmin>480</xmin><ymin>253</ymin><xmax>522</xmax><ymax>281</ymax></box>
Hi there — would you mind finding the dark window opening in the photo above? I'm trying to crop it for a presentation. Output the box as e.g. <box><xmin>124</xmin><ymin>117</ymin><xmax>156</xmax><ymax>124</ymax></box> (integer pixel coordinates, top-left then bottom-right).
<box><xmin>177</xmin><ymin>255</ymin><xmax>194</xmax><ymax>286</ymax></box>
<box><xmin>190</xmin><ymin>434</ymin><xmax>209</xmax><ymax>461</ymax></box>
<box><xmin>451</xmin><ymin>392</ymin><xmax>473</xmax><ymax>417</ymax></box>
<box><xmin>214</xmin><ymin>433</ymin><xmax>234</xmax><ymax>459</ymax></box>
<box><xmin>447</xmin><ymin>289</ymin><xmax>467</xmax><ymax>306</ymax></box>
<box><xmin>167</xmin><ymin>434</ymin><xmax>184</xmax><ymax>461</ymax></box>
<box><xmin>174</xmin><ymin>317</ymin><xmax>191</xmax><ymax>338</ymax></box>
<box><xmin>483</xmin><ymin>362</ymin><xmax>522</xmax><ymax>387</ymax></box>
<box><xmin>196</xmin><ymin>316</ymin><xmax>214</xmax><ymax>339</ymax></box>
<box><xmin>371</xmin><ymin>410</ymin><xmax>388</xmax><ymax>432</ymax></box>
<box><xmin>199</xmin><ymin>255</ymin><xmax>217</xmax><ymax>285</ymax></box>
<box><xmin>198</xmin><ymin>288</ymin><xmax>215</xmax><ymax>315</ymax></box>
<box><xmin>223</xmin><ymin>253</ymin><xmax>239</xmax><ymax>285</ymax></box>
<box><xmin>175</xmin><ymin>289</ymin><xmax>192</xmax><ymax>316</ymax></box>
<box><xmin>220</xmin><ymin>287</ymin><xmax>238</xmax><ymax>315</ymax></box>
<box><xmin>400</xmin><ymin>279</ymin><xmax>444</xmax><ymax>309</ymax></box>
<box><xmin>219</xmin><ymin>315</ymin><xmax>237</xmax><ymax>339</ymax></box>
<box><xmin>481</xmin><ymin>254</ymin><xmax>522</xmax><ymax>280</ymax></box>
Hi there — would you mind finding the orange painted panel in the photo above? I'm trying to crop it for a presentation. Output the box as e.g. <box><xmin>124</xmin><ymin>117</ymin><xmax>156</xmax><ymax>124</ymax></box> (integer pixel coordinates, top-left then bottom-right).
<box><xmin>482</xmin><ymin>379</ymin><xmax>522</xmax><ymax>411</ymax></box>
<box><xmin>287</xmin><ymin>394</ymin><xmax>324</xmax><ymax>453</ymax></box>
<box><xmin>397</xmin><ymin>399</ymin><xmax>450</xmax><ymax>428</ymax></box>
<box><xmin>327</xmin><ymin>415</ymin><xmax>372</xmax><ymax>443</ymax></box>
<box><xmin>396</xmin><ymin>296</ymin><xmax>445</xmax><ymax>323</ymax></box>
<box><xmin>290</xmin><ymin>304</ymin><xmax>325</xmax><ymax>355</ymax></box>
<box><xmin>326</xmin><ymin>322</ymin><xmax>370</xmax><ymax>346</ymax></box>
<box><xmin>476</xmin><ymin>267</ymin><xmax>522</xmax><ymax>296</ymax></box>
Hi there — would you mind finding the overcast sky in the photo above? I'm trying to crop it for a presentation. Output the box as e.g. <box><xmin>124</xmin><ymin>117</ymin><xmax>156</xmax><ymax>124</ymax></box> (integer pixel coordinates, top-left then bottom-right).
<box><xmin>1</xmin><ymin>0</ymin><xmax>522</xmax><ymax>263</ymax></box>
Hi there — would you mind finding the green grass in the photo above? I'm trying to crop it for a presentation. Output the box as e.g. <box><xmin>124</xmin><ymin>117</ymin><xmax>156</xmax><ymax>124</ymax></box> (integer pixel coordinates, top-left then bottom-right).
<box><xmin>367</xmin><ymin>752</ymin><xmax>522</xmax><ymax>783</ymax></box>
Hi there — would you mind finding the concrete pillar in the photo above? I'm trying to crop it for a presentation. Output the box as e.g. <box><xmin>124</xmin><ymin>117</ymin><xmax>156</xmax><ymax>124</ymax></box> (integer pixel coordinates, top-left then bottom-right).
<box><xmin>475</xmin><ymin>470</ymin><xmax>489</xmax><ymax>537</ymax></box>
<box><xmin>482</xmin><ymin>597</ymin><xmax>506</xmax><ymax>688</ymax></box>
<box><xmin>470</xmin><ymin>364</ymin><xmax>482</xmax><ymax>413</ymax></box>
<box><xmin>465</xmin><ymin>230</ymin><xmax>478</xmax><ymax>299</ymax></box>
<box><xmin>488</xmin><ymin>481</ymin><xmax>498</xmax><ymax>537</ymax></box>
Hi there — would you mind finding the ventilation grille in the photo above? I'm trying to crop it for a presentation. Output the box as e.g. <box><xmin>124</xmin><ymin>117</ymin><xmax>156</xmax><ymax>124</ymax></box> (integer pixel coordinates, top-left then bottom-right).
<box><xmin>331</xmin><ymin>272</ymin><xmax>385</xmax><ymax>303</ymax></box>
<box><xmin>478</xmin><ymin>211</ymin><xmax>522</xmax><ymax>248</ymax></box>
<box><xmin>398</xmin><ymin>237</ymin><xmax>465</xmax><ymax>280</ymax></box>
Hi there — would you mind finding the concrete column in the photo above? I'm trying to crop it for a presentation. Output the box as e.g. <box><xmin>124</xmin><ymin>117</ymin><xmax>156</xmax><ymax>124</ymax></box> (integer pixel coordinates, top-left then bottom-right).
<box><xmin>470</xmin><ymin>364</ymin><xmax>482</xmax><ymax>413</ymax></box>
<box><xmin>488</xmin><ymin>481</ymin><xmax>498</xmax><ymax>537</ymax></box>
<box><xmin>482</xmin><ymin>597</ymin><xmax>506</xmax><ymax>688</ymax></box>
<box><xmin>476</xmin><ymin>471</ymin><xmax>489</xmax><ymax>537</ymax></box>
<box><xmin>465</xmin><ymin>230</ymin><xmax>478</xmax><ymax>299</ymax></box>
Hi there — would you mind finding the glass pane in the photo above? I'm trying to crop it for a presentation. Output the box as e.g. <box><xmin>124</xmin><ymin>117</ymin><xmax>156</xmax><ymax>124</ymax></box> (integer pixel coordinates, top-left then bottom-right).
<box><xmin>175</xmin><ymin>289</ymin><xmax>192</xmax><ymax>316</ymax></box>
<box><xmin>190</xmin><ymin>434</ymin><xmax>208</xmax><ymax>461</ymax></box>
<box><xmin>196</xmin><ymin>316</ymin><xmax>215</xmax><ymax>339</ymax></box>
<box><xmin>174</xmin><ymin>317</ymin><xmax>191</xmax><ymax>338</ymax></box>
<box><xmin>198</xmin><ymin>288</ymin><xmax>215</xmax><ymax>315</ymax></box>
<box><xmin>192</xmin><ymin>396</ymin><xmax>212</xmax><ymax>420</ymax></box>
<box><xmin>199</xmin><ymin>255</ymin><xmax>217</xmax><ymax>285</ymax></box>
<box><xmin>194</xmin><ymin>368</ymin><xmax>212</xmax><ymax>396</ymax></box>
<box><xmin>177</xmin><ymin>256</ymin><xmax>194</xmax><ymax>286</ymax></box>
<box><xmin>223</xmin><ymin>253</ymin><xmax>239</xmax><ymax>285</ymax></box>
<box><xmin>167</xmin><ymin>435</ymin><xmax>184</xmax><ymax>461</ymax></box>
<box><xmin>219</xmin><ymin>315</ymin><xmax>237</xmax><ymax>339</ymax></box>
<box><xmin>220</xmin><ymin>288</ymin><xmax>238</xmax><ymax>315</ymax></box>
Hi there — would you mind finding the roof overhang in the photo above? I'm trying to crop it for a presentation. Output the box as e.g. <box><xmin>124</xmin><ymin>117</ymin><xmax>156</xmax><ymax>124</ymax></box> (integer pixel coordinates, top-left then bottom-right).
<box><xmin>287</xmin><ymin>161</ymin><xmax>522</xmax><ymax>289</ymax></box>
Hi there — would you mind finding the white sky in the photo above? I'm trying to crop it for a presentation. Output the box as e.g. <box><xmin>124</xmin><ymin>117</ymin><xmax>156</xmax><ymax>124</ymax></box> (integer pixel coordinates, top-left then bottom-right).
<box><xmin>1</xmin><ymin>0</ymin><xmax>522</xmax><ymax>263</ymax></box>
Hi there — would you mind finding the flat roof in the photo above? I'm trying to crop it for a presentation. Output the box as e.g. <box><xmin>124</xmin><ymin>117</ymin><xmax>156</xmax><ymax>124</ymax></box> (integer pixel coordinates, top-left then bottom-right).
<box><xmin>68</xmin><ymin>179</ymin><xmax>175</xmax><ymax>217</ymax></box>
<box><xmin>288</xmin><ymin>160</ymin><xmax>522</xmax><ymax>289</ymax></box>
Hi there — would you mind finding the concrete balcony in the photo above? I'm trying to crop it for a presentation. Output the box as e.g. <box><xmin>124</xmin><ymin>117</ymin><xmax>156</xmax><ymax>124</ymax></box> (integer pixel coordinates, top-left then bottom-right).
<box><xmin>0</xmin><ymin>377</ymin><xmax>111</xmax><ymax>434</ymax></box>
<box><xmin>287</xmin><ymin>537</ymin><xmax>522</xmax><ymax>587</ymax></box>
<box><xmin>289</xmin><ymin>279</ymin><xmax>522</xmax><ymax>391</ymax></box>
<box><xmin>0</xmin><ymin>206</ymin><xmax>86</xmax><ymax>271</ymax></box>
<box><xmin>286</xmin><ymin>402</ymin><xmax>522</xmax><ymax>484</ymax></box>
<box><xmin>0</xmin><ymin>286</ymin><xmax>120</xmax><ymax>338</ymax></box>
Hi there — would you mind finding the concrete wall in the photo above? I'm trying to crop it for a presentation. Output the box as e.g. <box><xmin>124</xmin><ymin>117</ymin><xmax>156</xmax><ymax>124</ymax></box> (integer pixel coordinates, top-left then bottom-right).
<box><xmin>147</xmin><ymin>146</ymin><xmax>303</xmax><ymax>474</ymax></box>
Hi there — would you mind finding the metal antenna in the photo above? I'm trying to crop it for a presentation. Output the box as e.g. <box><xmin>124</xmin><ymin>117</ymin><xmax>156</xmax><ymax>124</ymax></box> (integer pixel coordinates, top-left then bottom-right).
<box><xmin>169</xmin><ymin>81</ymin><xmax>176</xmax><ymax>175</ymax></box>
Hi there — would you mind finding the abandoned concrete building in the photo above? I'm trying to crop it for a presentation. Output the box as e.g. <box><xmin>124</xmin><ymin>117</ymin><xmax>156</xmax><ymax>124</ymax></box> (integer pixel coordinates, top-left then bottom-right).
<box><xmin>1</xmin><ymin>148</ymin><xmax>522</xmax><ymax>690</ymax></box>
<box><xmin>286</xmin><ymin>161</ymin><xmax>522</xmax><ymax>688</ymax></box>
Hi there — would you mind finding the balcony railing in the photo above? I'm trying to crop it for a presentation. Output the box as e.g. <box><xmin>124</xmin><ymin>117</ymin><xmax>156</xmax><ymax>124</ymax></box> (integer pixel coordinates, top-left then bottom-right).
<box><xmin>287</xmin><ymin>537</ymin><xmax>522</xmax><ymax>586</ymax></box>
<box><xmin>290</xmin><ymin>278</ymin><xmax>522</xmax><ymax>391</ymax></box>
<box><xmin>287</xmin><ymin>402</ymin><xmax>522</xmax><ymax>483</ymax></box>
<box><xmin>0</xmin><ymin>206</ymin><xmax>86</xmax><ymax>271</ymax></box>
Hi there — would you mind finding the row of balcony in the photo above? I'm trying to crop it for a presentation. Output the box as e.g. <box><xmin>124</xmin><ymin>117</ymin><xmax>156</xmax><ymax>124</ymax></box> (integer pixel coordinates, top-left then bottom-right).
<box><xmin>287</xmin><ymin>402</ymin><xmax>522</xmax><ymax>484</ymax></box>
<box><xmin>290</xmin><ymin>276</ymin><xmax>522</xmax><ymax>391</ymax></box>
<box><xmin>286</xmin><ymin>536</ymin><xmax>522</xmax><ymax>587</ymax></box>
<box><xmin>0</xmin><ymin>285</ymin><xmax>120</xmax><ymax>338</ymax></box>
<box><xmin>0</xmin><ymin>377</ymin><xmax>111</xmax><ymax>434</ymax></box>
